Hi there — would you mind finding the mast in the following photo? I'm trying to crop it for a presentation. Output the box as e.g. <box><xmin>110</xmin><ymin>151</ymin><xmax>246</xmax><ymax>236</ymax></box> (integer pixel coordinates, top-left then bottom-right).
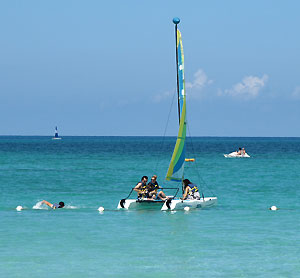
<box><xmin>173</xmin><ymin>17</ymin><xmax>181</xmax><ymax>124</ymax></box>
<box><xmin>166</xmin><ymin>18</ymin><xmax>187</xmax><ymax>182</ymax></box>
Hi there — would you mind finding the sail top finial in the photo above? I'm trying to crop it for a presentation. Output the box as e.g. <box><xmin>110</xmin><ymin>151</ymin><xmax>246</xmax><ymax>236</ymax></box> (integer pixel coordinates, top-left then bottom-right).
<box><xmin>173</xmin><ymin>17</ymin><xmax>180</xmax><ymax>25</ymax></box>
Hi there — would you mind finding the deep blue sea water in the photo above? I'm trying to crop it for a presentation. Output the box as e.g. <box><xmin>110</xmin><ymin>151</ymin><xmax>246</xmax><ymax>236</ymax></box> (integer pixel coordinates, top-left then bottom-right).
<box><xmin>0</xmin><ymin>136</ymin><xmax>299</xmax><ymax>277</ymax></box>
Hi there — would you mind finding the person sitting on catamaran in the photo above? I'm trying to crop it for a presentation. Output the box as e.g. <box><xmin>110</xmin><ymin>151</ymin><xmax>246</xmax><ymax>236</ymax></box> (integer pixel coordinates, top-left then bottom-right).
<box><xmin>181</xmin><ymin>179</ymin><xmax>201</xmax><ymax>200</ymax></box>
<box><xmin>134</xmin><ymin>176</ymin><xmax>148</xmax><ymax>199</ymax></box>
<box><xmin>42</xmin><ymin>200</ymin><xmax>65</xmax><ymax>209</ymax></box>
<box><xmin>147</xmin><ymin>175</ymin><xmax>168</xmax><ymax>201</ymax></box>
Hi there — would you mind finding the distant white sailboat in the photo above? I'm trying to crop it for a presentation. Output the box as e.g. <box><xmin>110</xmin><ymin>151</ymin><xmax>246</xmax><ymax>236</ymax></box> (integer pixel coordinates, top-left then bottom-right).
<box><xmin>52</xmin><ymin>126</ymin><xmax>62</xmax><ymax>140</ymax></box>
<box><xmin>118</xmin><ymin>18</ymin><xmax>217</xmax><ymax>211</ymax></box>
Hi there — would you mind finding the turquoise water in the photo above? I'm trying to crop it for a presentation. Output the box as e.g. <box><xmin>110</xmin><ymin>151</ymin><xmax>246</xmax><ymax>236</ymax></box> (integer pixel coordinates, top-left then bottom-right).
<box><xmin>0</xmin><ymin>136</ymin><xmax>299</xmax><ymax>277</ymax></box>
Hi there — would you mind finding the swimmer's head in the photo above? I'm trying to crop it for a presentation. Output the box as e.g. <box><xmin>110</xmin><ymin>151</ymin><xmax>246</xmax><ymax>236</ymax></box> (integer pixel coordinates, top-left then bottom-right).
<box><xmin>59</xmin><ymin>202</ymin><xmax>65</xmax><ymax>208</ymax></box>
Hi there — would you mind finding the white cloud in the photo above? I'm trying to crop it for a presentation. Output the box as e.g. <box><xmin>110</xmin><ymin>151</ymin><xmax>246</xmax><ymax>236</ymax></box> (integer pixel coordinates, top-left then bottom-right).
<box><xmin>292</xmin><ymin>86</ymin><xmax>300</xmax><ymax>99</ymax></box>
<box><xmin>153</xmin><ymin>90</ymin><xmax>173</xmax><ymax>103</ymax></box>
<box><xmin>153</xmin><ymin>69</ymin><xmax>212</xmax><ymax>102</ymax></box>
<box><xmin>222</xmin><ymin>74</ymin><xmax>268</xmax><ymax>99</ymax></box>
<box><xmin>186</xmin><ymin>69</ymin><xmax>213</xmax><ymax>90</ymax></box>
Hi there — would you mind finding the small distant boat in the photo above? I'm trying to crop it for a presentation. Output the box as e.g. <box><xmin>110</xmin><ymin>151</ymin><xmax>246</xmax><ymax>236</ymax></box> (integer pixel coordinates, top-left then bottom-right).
<box><xmin>118</xmin><ymin>18</ymin><xmax>217</xmax><ymax>211</ymax></box>
<box><xmin>52</xmin><ymin>126</ymin><xmax>62</xmax><ymax>140</ymax></box>
<box><xmin>224</xmin><ymin>151</ymin><xmax>250</xmax><ymax>158</ymax></box>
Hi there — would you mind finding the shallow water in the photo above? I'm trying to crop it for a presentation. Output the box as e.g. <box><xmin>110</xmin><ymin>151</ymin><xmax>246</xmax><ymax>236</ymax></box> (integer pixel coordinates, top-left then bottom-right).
<box><xmin>0</xmin><ymin>136</ymin><xmax>299</xmax><ymax>277</ymax></box>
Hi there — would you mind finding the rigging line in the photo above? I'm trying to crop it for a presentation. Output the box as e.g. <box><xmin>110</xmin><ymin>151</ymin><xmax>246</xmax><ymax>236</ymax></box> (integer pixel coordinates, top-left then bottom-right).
<box><xmin>185</xmin><ymin>121</ymin><xmax>205</xmax><ymax>190</ymax></box>
<box><xmin>186</xmin><ymin>122</ymin><xmax>216</xmax><ymax>196</ymax></box>
<box><xmin>154</xmin><ymin>89</ymin><xmax>177</xmax><ymax>174</ymax></box>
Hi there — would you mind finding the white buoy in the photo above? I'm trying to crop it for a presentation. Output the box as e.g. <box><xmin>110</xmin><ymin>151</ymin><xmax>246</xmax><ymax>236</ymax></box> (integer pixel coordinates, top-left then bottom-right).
<box><xmin>270</xmin><ymin>205</ymin><xmax>278</xmax><ymax>211</ymax></box>
<box><xmin>98</xmin><ymin>206</ymin><xmax>104</xmax><ymax>212</ymax></box>
<box><xmin>184</xmin><ymin>206</ymin><xmax>190</xmax><ymax>211</ymax></box>
<box><xmin>16</xmin><ymin>205</ymin><xmax>23</xmax><ymax>211</ymax></box>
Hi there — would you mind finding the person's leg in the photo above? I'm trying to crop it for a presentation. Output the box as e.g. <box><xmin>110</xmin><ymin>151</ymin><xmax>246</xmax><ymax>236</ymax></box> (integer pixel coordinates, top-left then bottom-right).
<box><xmin>158</xmin><ymin>191</ymin><xmax>167</xmax><ymax>200</ymax></box>
<box><xmin>148</xmin><ymin>192</ymin><xmax>156</xmax><ymax>200</ymax></box>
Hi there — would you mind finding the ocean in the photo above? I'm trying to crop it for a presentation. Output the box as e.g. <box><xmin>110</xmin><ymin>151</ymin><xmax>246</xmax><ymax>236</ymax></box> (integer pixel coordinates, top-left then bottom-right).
<box><xmin>0</xmin><ymin>136</ymin><xmax>299</xmax><ymax>277</ymax></box>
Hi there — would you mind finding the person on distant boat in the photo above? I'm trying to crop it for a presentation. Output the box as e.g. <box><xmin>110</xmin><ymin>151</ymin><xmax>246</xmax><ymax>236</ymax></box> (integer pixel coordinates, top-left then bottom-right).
<box><xmin>181</xmin><ymin>179</ymin><xmax>201</xmax><ymax>200</ymax></box>
<box><xmin>42</xmin><ymin>200</ymin><xmax>65</xmax><ymax>209</ymax></box>
<box><xmin>134</xmin><ymin>176</ymin><xmax>148</xmax><ymax>199</ymax></box>
<box><xmin>237</xmin><ymin>148</ymin><xmax>242</xmax><ymax>155</ymax></box>
<box><xmin>242</xmin><ymin>148</ymin><xmax>246</xmax><ymax>156</ymax></box>
<box><xmin>147</xmin><ymin>175</ymin><xmax>168</xmax><ymax>201</ymax></box>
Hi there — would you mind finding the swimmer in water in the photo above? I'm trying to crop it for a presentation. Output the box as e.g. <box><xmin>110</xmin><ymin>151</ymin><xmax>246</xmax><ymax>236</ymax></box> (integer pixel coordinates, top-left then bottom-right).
<box><xmin>42</xmin><ymin>200</ymin><xmax>65</xmax><ymax>209</ymax></box>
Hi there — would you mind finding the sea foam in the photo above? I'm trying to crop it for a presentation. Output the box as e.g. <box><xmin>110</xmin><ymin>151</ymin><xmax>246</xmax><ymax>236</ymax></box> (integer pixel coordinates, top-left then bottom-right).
<box><xmin>64</xmin><ymin>205</ymin><xmax>77</xmax><ymax>209</ymax></box>
<box><xmin>32</xmin><ymin>201</ymin><xmax>47</xmax><ymax>210</ymax></box>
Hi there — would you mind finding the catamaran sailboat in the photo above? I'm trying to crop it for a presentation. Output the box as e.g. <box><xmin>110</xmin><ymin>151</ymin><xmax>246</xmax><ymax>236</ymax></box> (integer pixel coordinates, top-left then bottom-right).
<box><xmin>117</xmin><ymin>18</ymin><xmax>217</xmax><ymax>210</ymax></box>
<box><xmin>52</xmin><ymin>126</ymin><xmax>62</xmax><ymax>140</ymax></box>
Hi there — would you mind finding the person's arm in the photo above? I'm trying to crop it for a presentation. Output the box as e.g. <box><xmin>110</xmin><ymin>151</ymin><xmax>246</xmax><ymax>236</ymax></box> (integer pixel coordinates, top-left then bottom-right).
<box><xmin>134</xmin><ymin>183</ymin><xmax>142</xmax><ymax>193</ymax></box>
<box><xmin>181</xmin><ymin>187</ymin><xmax>189</xmax><ymax>200</ymax></box>
<box><xmin>42</xmin><ymin>200</ymin><xmax>53</xmax><ymax>208</ymax></box>
<box><xmin>149</xmin><ymin>188</ymin><xmax>157</xmax><ymax>194</ymax></box>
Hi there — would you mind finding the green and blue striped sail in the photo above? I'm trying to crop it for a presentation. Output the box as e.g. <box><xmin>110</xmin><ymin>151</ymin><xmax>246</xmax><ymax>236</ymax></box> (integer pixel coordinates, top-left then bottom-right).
<box><xmin>166</xmin><ymin>29</ymin><xmax>186</xmax><ymax>182</ymax></box>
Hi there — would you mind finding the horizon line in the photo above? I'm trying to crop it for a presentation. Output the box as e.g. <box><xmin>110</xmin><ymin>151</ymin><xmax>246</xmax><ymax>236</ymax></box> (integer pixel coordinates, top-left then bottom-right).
<box><xmin>1</xmin><ymin>135</ymin><xmax>300</xmax><ymax>138</ymax></box>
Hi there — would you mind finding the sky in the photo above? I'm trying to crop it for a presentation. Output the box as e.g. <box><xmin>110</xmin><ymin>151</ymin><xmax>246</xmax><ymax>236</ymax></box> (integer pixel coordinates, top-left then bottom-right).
<box><xmin>1</xmin><ymin>0</ymin><xmax>300</xmax><ymax>136</ymax></box>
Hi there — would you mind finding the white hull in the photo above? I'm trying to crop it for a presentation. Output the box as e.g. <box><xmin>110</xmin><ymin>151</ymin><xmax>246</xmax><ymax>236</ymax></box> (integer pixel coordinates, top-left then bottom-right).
<box><xmin>52</xmin><ymin>137</ymin><xmax>62</xmax><ymax>140</ymax></box>
<box><xmin>224</xmin><ymin>151</ymin><xmax>250</xmax><ymax>158</ymax></box>
<box><xmin>161</xmin><ymin>197</ymin><xmax>217</xmax><ymax>211</ymax></box>
<box><xmin>118</xmin><ymin>197</ymin><xmax>217</xmax><ymax>211</ymax></box>
<box><xmin>117</xmin><ymin>198</ymin><xmax>165</xmax><ymax>210</ymax></box>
